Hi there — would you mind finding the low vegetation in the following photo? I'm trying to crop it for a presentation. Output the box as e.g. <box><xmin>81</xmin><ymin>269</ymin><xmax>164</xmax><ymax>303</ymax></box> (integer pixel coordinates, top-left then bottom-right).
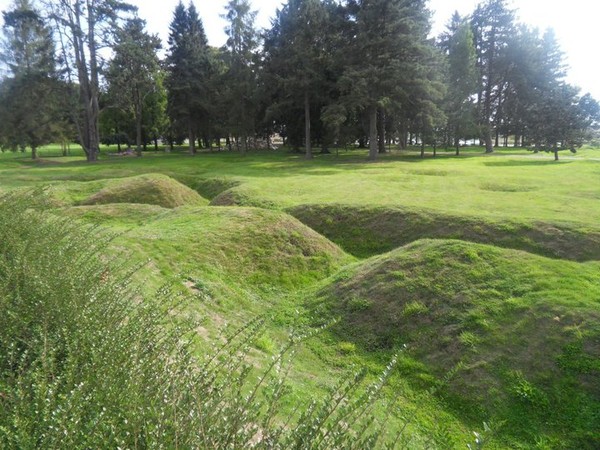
<box><xmin>311</xmin><ymin>239</ymin><xmax>600</xmax><ymax>447</ymax></box>
<box><xmin>0</xmin><ymin>192</ymin><xmax>405</xmax><ymax>449</ymax></box>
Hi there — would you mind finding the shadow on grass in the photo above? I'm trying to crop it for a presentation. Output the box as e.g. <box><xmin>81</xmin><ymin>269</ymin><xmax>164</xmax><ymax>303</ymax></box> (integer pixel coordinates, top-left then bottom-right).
<box><xmin>483</xmin><ymin>159</ymin><xmax>574</xmax><ymax>167</ymax></box>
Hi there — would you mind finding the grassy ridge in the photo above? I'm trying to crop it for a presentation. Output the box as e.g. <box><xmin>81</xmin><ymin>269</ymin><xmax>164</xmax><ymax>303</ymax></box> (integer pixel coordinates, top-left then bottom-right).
<box><xmin>288</xmin><ymin>204</ymin><xmax>600</xmax><ymax>261</ymax></box>
<box><xmin>310</xmin><ymin>239</ymin><xmax>600</xmax><ymax>447</ymax></box>
<box><xmin>46</xmin><ymin>173</ymin><xmax>208</xmax><ymax>208</ymax></box>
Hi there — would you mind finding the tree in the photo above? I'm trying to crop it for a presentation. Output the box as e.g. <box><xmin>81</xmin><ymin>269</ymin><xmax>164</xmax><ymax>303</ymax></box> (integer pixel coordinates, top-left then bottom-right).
<box><xmin>471</xmin><ymin>0</ymin><xmax>515</xmax><ymax>153</ymax></box>
<box><xmin>262</xmin><ymin>0</ymin><xmax>329</xmax><ymax>159</ymax></box>
<box><xmin>440</xmin><ymin>12</ymin><xmax>478</xmax><ymax>155</ymax></box>
<box><xmin>0</xmin><ymin>0</ymin><xmax>59</xmax><ymax>158</ymax></box>
<box><xmin>165</xmin><ymin>1</ymin><xmax>211</xmax><ymax>155</ymax></box>
<box><xmin>105</xmin><ymin>17</ymin><xmax>162</xmax><ymax>156</ymax></box>
<box><xmin>221</xmin><ymin>0</ymin><xmax>258</xmax><ymax>154</ymax></box>
<box><xmin>341</xmin><ymin>0</ymin><xmax>435</xmax><ymax>160</ymax></box>
<box><xmin>46</xmin><ymin>0</ymin><xmax>136</xmax><ymax>162</ymax></box>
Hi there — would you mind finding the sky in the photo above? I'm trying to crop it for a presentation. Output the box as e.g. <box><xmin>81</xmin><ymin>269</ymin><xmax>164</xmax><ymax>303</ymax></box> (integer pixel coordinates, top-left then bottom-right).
<box><xmin>1</xmin><ymin>0</ymin><xmax>599</xmax><ymax>99</ymax></box>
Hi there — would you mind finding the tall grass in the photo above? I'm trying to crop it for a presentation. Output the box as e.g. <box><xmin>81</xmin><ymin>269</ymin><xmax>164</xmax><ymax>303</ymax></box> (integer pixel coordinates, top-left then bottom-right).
<box><xmin>0</xmin><ymin>191</ymin><xmax>400</xmax><ymax>449</ymax></box>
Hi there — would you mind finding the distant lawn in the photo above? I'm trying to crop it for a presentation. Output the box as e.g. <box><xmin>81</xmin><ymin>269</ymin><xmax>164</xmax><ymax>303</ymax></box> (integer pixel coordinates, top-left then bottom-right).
<box><xmin>3</xmin><ymin>144</ymin><xmax>599</xmax><ymax>227</ymax></box>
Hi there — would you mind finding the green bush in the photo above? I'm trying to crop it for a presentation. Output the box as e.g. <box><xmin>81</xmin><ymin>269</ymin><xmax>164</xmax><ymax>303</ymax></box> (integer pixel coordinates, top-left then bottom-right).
<box><xmin>0</xmin><ymin>191</ymin><xmax>401</xmax><ymax>449</ymax></box>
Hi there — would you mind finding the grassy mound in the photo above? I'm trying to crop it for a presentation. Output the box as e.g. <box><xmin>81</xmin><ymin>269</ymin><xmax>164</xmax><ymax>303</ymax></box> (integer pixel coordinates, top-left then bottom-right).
<box><xmin>173</xmin><ymin>176</ymin><xmax>242</xmax><ymax>200</ymax></box>
<box><xmin>289</xmin><ymin>204</ymin><xmax>600</xmax><ymax>261</ymax></box>
<box><xmin>61</xmin><ymin>203</ymin><xmax>169</xmax><ymax>229</ymax></box>
<box><xmin>210</xmin><ymin>186</ymin><xmax>277</xmax><ymax>209</ymax></box>
<box><xmin>313</xmin><ymin>239</ymin><xmax>600</xmax><ymax>446</ymax></box>
<box><xmin>79</xmin><ymin>174</ymin><xmax>208</xmax><ymax>208</ymax></box>
<box><xmin>116</xmin><ymin>206</ymin><xmax>353</xmax><ymax>296</ymax></box>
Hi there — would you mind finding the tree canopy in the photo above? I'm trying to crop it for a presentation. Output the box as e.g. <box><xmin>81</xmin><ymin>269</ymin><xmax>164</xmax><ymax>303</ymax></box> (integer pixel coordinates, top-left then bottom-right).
<box><xmin>0</xmin><ymin>0</ymin><xmax>597</xmax><ymax>159</ymax></box>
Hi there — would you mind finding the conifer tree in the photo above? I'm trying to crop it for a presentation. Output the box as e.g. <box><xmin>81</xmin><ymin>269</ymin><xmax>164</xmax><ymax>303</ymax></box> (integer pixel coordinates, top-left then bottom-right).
<box><xmin>165</xmin><ymin>1</ymin><xmax>211</xmax><ymax>155</ymax></box>
<box><xmin>341</xmin><ymin>0</ymin><xmax>435</xmax><ymax>160</ymax></box>
<box><xmin>262</xmin><ymin>0</ymin><xmax>329</xmax><ymax>159</ymax></box>
<box><xmin>0</xmin><ymin>0</ymin><xmax>59</xmax><ymax>158</ymax></box>
<box><xmin>440</xmin><ymin>12</ymin><xmax>478</xmax><ymax>154</ymax></box>
<box><xmin>222</xmin><ymin>0</ymin><xmax>258</xmax><ymax>154</ymax></box>
<box><xmin>471</xmin><ymin>0</ymin><xmax>515</xmax><ymax>153</ymax></box>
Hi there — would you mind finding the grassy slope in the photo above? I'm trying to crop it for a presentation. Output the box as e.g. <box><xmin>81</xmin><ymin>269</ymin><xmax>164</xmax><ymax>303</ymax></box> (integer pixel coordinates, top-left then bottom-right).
<box><xmin>310</xmin><ymin>239</ymin><xmax>600</xmax><ymax>447</ymax></box>
<box><xmin>5</xmin><ymin>146</ymin><xmax>600</xmax><ymax>263</ymax></box>
<box><xmin>287</xmin><ymin>204</ymin><xmax>600</xmax><ymax>261</ymax></box>
<box><xmin>46</xmin><ymin>173</ymin><xmax>208</xmax><ymax>208</ymax></box>
<box><xmin>63</xmin><ymin>203</ymin><xmax>474</xmax><ymax>448</ymax></box>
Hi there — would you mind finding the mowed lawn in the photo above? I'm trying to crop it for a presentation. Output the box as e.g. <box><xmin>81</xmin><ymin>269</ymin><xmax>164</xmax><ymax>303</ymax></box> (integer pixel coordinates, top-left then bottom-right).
<box><xmin>1</xmin><ymin>145</ymin><xmax>600</xmax><ymax>228</ymax></box>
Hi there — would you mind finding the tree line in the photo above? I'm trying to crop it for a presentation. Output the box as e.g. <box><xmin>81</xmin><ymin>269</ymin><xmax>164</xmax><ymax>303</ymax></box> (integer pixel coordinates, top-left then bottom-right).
<box><xmin>0</xmin><ymin>0</ymin><xmax>598</xmax><ymax>162</ymax></box>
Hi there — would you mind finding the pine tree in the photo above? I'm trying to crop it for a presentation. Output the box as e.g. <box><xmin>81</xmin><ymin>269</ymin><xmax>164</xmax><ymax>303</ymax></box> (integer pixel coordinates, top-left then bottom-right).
<box><xmin>221</xmin><ymin>0</ymin><xmax>258</xmax><ymax>154</ymax></box>
<box><xmin>471</xmin><ymin>0</ymin><xmax>515</xmax><ymax>153</ymax></box>
<box><xmin>263</xmin><ymin>0</ymin><xmax>329</xmax><ymax>159</ymax></box>
<box><xmin>341</xmin><ymin>0</ymin><xmax>435</xmax><ymax>160</ymax></box>
<box><xmin>165</xmin><ymin>1</ymin><xmax>211</xmax><ymax>155</ymax></box>
<box><xmin>0</xmin><ymin>0</ymin><xmax>59</xmax><ymax>158</ymax></box>
<box><xmin>441</xmin><ymin>13</ymin><xmax>478</xmax><ymax>155</ymax></box>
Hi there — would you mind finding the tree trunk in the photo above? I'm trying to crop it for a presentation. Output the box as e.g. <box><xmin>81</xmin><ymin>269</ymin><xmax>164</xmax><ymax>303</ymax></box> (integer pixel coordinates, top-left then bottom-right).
<box><xmin>420</xmin><ymin>141</ymin><xmax>425</xmax><ymax>158</ymax></box>
<box><xmin>304</xmin><ymin>91</ymin><xmax>312</xmax><ymax>159</ymax></box>
<box><xmin>433</xmin><ymin>144</ymin><xmax>437</xmax><ymax>158</ymax></box>
<box><xmin>135</xmin><ymin>105</ymin><xmax>143</xmax><ymax>157</ymax></box>
<box><xmin>554</xmin><ymin>146</ymin><xmax>559</xmax><ymax>161</ymax></box>
<box><xmin>377</xmin><ymin>107</ymin><xmax>386</xmax><ymax>153</ymax></box>
<box><xmin>31</xmin><ymin>146</ymin><xmax>37</xmax><ymax>160</ymax></box>
<box><xmin>188</xmin><ymin>122</ymin><xmax>196</xmax><ymax>155</ymax></box>
<box><xmin>483</xmin><ymin>125</ymin><xmax>494</xmax><ymax>153</ymax></box>
<box><xmin>368</xmin><ymin>105</ymin><xmax>378</xmax><ymax>161</ymax></box>
<box><xmin>86</xmin><ymin>3</ymin><xmax>100</xmax><ymax>162</ymax></box>
<box><xmin>241</xmin><ymin>133</ymin><xmax>248</xmax><ymax>155</ymax></box>
<box><xmin>154</xmin><ymin>137</ymin><xmax>159</xmax><ymax>152</ymax></box>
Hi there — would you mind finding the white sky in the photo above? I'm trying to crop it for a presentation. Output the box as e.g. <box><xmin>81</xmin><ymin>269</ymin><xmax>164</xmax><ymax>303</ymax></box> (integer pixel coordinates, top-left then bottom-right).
<box><xmin>1</xmin><ymin>0</ymin><xmax>598</xmax><ymax>99</ymax></box>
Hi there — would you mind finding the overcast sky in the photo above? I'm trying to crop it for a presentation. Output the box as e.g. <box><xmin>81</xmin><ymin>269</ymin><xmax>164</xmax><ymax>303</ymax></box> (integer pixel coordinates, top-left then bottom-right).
<box><xmin>1</xmin><ymin>0</ymin><xmax>599</xmax><ymax>99</ymax></box>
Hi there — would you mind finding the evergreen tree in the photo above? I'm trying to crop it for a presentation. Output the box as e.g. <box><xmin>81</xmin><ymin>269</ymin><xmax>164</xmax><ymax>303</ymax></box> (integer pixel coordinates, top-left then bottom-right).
<box><xmin>165</xmin><ymin>1</ymin><xmax>211</xmax><ymax>155</ymax></box>
<box><xmin>440</xmin><ymin>12</ymin><xmax>478</xmax><ymax>155</ymax></box>
<box><xmin>221</xmin><ymin>0</ymin><xmax>258</xmax><ymax>154</ymax></box>
<box><xmin>341</xmin><ymin>0</ymin><xmax>435</xmax><ymax>160</ymax></box>
<box><xmin>262</xmin><ymin>0</ymin><xmax>329</xmax><ymax>159</ymax></box>
<box><xmin>105</xmin><ymin>17</ymin><xmax>162</xmax><ymax>156</ymax></box>
<box><xmin>0</xmin><ymin>0</ymin><xmax>59</xmax><ymax>159</ymax></box>
<box><xmin>471</xmin><ymin>0</ymin><xmax>515</xmax><ymax>153</ymax></box>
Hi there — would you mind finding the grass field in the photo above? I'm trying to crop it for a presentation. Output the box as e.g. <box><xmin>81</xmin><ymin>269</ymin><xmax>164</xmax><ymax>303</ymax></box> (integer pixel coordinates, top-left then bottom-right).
<box><xmin>1</xmin><ymin>144</ymin><xmax>599</xmax><ymax>448</ymax></box>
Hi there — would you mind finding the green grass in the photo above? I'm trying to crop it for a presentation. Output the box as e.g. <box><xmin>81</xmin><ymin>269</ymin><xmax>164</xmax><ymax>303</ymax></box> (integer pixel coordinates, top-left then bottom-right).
<box><xmin>287</xmin><ymin>204</ymin><xmax>600</xmax><ymax>261</ymax></box>
<box><xmin>1</xmin><ymin>144</ymin><xmax>599</xmax><ymax>448</ymax></box>
<box><xmin>309</xmin><ymin>239</ymin><xmax>599</xmax><ymax>448</ymax></box>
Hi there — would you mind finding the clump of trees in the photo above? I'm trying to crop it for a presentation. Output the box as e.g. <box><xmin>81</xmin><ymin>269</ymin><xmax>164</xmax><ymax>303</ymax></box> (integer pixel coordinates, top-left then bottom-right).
<box><xmin>0</xmin><ymin>0</ymin><xmax>598</xmax><ymax>160</ymax></box>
